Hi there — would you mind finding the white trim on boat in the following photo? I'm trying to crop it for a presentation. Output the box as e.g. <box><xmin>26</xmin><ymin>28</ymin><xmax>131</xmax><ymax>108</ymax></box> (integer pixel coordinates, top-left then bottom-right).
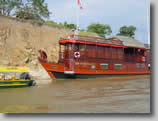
<box><xmin>64</xmin><ymin>71</ymin><xmax>75</xmax><ymax>74</ymax></box>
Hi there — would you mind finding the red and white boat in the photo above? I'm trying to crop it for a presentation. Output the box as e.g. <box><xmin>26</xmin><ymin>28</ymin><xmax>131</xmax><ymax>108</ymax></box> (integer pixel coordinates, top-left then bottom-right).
<box><xmin>38</xmin><ymin>35</ymin><xmax>150</xmax><ymax>79</ymax></box>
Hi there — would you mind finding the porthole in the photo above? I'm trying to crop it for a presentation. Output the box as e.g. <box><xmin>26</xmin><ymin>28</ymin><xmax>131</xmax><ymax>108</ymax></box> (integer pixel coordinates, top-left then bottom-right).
<box><xmin>91</xmin><ymin>65</ymin><xmax>96</xmax><ymax>70</ymax></box>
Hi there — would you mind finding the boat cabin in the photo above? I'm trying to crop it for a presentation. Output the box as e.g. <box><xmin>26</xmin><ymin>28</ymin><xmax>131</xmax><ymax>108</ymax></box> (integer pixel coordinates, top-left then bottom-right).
<box><xmin>58</xmin><ymin>35</ymin><xmax>148</xmax><ymax>72</ymax></box>
<box><xmin>0</xmin><ymin>67</ymin><xmax>30</xmax><ymax>80</ymax></box>
<box><xmin>58</xmin><ymin>35</ymin><xmax>146</xmax><ymax>63</ymax></box>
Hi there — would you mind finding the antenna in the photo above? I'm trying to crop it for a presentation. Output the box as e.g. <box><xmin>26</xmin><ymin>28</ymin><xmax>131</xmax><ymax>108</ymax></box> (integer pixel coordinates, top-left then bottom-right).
<box><xmin>147</xmin><ymin>0</ymin><xmax>150</xmax><ymax>45</ymax></box>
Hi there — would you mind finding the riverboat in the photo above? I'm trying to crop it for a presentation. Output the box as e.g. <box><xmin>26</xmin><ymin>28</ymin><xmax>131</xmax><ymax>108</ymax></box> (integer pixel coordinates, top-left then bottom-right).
<box><xmin>0</xmin><ymin>67</ymin><xmax>36</xmax><ymax>88</ymax></box>
<box><xmin>38</xmin><ymin>35</ymin><xmax>150</xmax><ymax>79</ymax></box>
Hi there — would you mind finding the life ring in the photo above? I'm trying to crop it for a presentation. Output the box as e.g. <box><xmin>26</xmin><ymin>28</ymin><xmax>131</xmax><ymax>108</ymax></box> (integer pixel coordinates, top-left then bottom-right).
<box><xmin>74</xmin><ymin>51</ymin><xmax>80</xmax><ymax>58</ymax></box>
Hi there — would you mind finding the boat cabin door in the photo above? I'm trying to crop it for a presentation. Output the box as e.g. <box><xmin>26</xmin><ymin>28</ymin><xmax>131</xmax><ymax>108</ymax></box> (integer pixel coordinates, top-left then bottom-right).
<box><xmin>64</xmin><ymin>43</ymin><xmax>75</xmax><ymax>74</ymax></box>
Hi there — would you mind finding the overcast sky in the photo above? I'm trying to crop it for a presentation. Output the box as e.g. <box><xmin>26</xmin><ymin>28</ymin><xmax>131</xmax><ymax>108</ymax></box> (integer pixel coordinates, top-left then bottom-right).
<box><xmin>45</xmin><ymin>0</ymin><xmax>150</xmax><ymax>44</ymax></box>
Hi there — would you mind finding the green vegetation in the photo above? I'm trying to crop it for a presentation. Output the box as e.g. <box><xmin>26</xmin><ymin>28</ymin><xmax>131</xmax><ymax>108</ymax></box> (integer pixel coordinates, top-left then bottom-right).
<box><xmin>44</xmin><ymin>21</ymin><xmax>65</xmax><ymax>28</ymax></box>
<box><xmin>0</xmin><ymin>0</ymin><xmax>50</xmax><ymax>20</ymax></box>
<box><xmin>15</xmin><ymin>0</ymin><xmax>51</xmax><ymax>20</ymax></box>
<box><xmin>117</xmin><ymin>25</ymin><xmax>136</xmax><ymax>38</ymax></box>
<box><xmin>87</xmin><ymin>23</ymin><xmax>112</xmax><ymax>38</ymax></box>
<box><xmin>63</xmin><ymin>21</ymin><xmax>76</xmax><ymax>30</ymax></box>
<box><xmin>0</xmin><ymin>0</ymin><xmax>21</xmax><ymax>16</ymax></box>
<box><xmin>78</xmin><ymin>31</ymin><xmax>100</xmax><ymax>37</ymax></box>
<box><xmin>43</xmin><ymin>21</ymin><xmax>103</xmax><ymax>37</ymax></box>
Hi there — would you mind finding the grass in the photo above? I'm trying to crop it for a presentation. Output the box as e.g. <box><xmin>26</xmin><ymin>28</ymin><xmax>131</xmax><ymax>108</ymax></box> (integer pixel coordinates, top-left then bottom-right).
<box><xmin>0</xmin><ymin>14</ymin><xmax>101</xmax><ymax>37</ymax></box>
<box><xmin>44</xmin><ymin>21</ymin><xmax>66</xmax><ymax>29</ymax></box>
<box><xmin>78</xmin><ymin>31</ymin><xmax>101</xmax><ymax>37</ymax></box>
<box><xmin>0</xmin><ymin>14</ymin><xmax>65</xmax><ymax>28</ymax></box>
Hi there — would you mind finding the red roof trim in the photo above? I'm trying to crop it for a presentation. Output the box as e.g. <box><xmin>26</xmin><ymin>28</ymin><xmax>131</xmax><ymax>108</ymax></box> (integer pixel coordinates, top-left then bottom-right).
<box><xmin>59</xmin><ymin>39</ymin><xmax>146</xmax><ymax>50</ymax></box>
<box><xmin>59</xmin><ymin>39</ymin><xmax>126</xmax><ymax>48</ymax></box>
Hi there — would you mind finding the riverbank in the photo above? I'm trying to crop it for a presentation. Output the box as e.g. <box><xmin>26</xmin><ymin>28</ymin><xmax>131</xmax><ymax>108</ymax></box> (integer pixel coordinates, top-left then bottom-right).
<box><xmin>0</xmin><ymin>15</ymin><xmax>72</xmax><ymax>68</ymax></box>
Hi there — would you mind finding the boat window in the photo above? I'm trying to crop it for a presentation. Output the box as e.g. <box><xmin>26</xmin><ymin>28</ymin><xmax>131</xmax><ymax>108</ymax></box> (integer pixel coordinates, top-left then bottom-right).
<box><xmin>75</xmin><ymin>44</ymin><xmax>80</xmax><ymax>51</ymax></box>
<box><xmin>61</xmin><ymin>45</ymin><xmax>65</xmax><ymax>53</ymax></box>
<box><xmin>138</xmin><ymin>49</ymin><xmax>141</xmax><ymax>52</ymax></box>
<box><xmin>0</xmin><ymin>73</ymin><xmax>5</xmax><ymax>80</ymax></box>
<box><xmin>139</xmin><ymin>49</ymin><xmax>144</xmax><ymax>56</ymax></box>
<box><xmin>142</xmin><ymin>63</ymin><xmax>145</xmax><ymax>68</ymax></box>
<box><xmin>68</xmin><ymin>44</ymin><xmax>72</xmax><ymax>50</ymax></box>
<box><xmin>65</xmin><ymin>44</ymin><xmax>72</xmax><ymax>50</ymax></box>
<box><xmin>52</xmin><ymin>65</ymin><xmax>56</xmax><ymax>68</ymax></box>
<box><xmin>142</xmin><ymin>50</ymin><xmax>145</xmax><ymax>56</ymax></box>
<box><xmin>65</xmin><ymin>44</ymin><xmax>68</xmax><ymax>50</ymax></box>
<box><xmin>136</xmin><ymin>49</ymin><xmax>144</xmax><ymax>56</ymax></box>
<box><xmin>100</xmin><ymin>64</ymin><xmax>108</xmax><ymax>69</ymax></box>
<box><xmin>124</xmin><ymin>48</ymin><xmax>134</xmax><ymax>55</ymax></box>
<box><xmin>79</xmin><ymin>44</ymin><xmax>85</xmax><ymax>51</ymax></box>
<box><xmin>144</xmin><ymin>51</ymin><xmax>147</xmax><ymax>56</ymax></box>
<box><xmin>136</xmin><ymin>63</ymin><xmax>140</xmax><ymax>68</ymax></box>
<box><xmin>115</xmin><ymin>64</ymin><xmax>122</xmax><ymax>70</ymax></box>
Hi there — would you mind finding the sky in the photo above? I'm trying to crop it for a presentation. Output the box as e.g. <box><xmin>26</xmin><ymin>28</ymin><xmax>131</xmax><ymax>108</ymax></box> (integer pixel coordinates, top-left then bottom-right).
<box><xmin>45</xmin><ymin>0</ymin><xmax>150</xmax><ymax>44</ymax></box>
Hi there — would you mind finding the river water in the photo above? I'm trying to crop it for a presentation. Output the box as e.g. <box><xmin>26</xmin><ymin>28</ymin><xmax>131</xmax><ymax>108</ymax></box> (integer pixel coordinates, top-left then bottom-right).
<box><xmin>0</xmin><ymin>75</ymin><xmax>150</xmax><ymax>113</ymax></box>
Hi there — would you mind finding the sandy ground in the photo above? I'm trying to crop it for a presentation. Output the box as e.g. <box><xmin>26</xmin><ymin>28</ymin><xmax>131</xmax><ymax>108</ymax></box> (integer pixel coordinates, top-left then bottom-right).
<box><xmin>29</xmin><ymin>69</ymin><xmax>52</xmax><ymax>85</ymax></box>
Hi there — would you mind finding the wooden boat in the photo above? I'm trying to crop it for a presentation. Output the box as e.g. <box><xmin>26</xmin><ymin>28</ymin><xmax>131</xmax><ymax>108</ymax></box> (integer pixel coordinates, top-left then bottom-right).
<box><xmin>38</xmin><ymin>35</ymin><xmax>150</xmax><ymax>79</ymax></box>
<box><xmin>0</xmin><ymin>67</ymin><xmax>36</xmax><ymax>88</ymax></box>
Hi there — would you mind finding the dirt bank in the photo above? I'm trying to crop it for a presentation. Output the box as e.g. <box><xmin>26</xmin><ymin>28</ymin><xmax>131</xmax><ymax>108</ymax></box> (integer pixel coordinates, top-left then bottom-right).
<box><xmin>0</xmin><ymin>15</ymin><xmax>72</xmax><ymax>68</ymax></box>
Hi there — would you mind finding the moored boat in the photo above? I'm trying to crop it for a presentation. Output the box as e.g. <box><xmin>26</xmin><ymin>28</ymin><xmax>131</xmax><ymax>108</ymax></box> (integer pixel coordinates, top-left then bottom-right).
<box><xmin>0</xmin><ymin>67</ymin><xmax>36</xmax><ymax>88</ymax></box>
<box><xmin>38</xmin><ymin>35</ymin><xmax>150</xmax><ymax>79</ymax></box>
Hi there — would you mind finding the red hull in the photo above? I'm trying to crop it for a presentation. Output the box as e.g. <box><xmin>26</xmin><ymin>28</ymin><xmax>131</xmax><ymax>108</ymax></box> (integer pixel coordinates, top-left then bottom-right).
<box><xmin>39</xmin><ymin>60</ymin><xmax>150</xmax><ymax>79</ymax></box>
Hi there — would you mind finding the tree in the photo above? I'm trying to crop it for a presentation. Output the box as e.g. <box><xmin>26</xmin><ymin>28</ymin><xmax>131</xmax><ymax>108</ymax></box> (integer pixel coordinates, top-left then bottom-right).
<box><xmin>63</xmin><ymin>21</ymin><xmax>76</xmax><ymax>30</ymax></box>
<box><xmin>15</xmin><ymin>5</ymin><xmax>41</xmax><ymax>20</ymax></box>
<box><xmin>0</xmin><ymin>0</ymin><xmax>22</xmax><ymax>16</ymax></box>
<box><xmin>117</xmin><ymin>25</ymin><xmax>136</xmax><ymax>38</ymax></box>
<box><xmin>0</xmin><ymin>0</ymin><xmax>51</xmax><ymax>20</ymax></box>
<box><xmin>31</xmin><ymin>0</ymin><xmax>50</xmax><ymax>19</ymax></box>
<box><xmin>87</xmin><ymin>23</ymin><xmax>112</xmax><ymax>38</ymax></box>
<box><xmin>80</xmin><ymin>29</ymin><xmax>85</xmax><ymax>32</ymax></box>
<box><xmin>15</xmin><ymin>0</ymin><xmax>51</xmax><ymax>20</ymax></box>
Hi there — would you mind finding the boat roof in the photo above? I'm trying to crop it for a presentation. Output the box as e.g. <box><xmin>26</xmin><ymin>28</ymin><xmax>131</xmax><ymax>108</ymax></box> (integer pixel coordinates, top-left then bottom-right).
<box><xmin>59</xmin><ymin>35</ymin><xmax>146</xmax><ymax>50</ymax></box>
<box><xmin>0</xmin><ymin>67</ymin><xmax>28</xmax><ymax>72</ymax></box>
<box><xmin>144</xmin><ymin>44</ymin><xmax>150</xmax><ymax>49</ymax></box>
<box><xmin>108</xmin><ymin>36</ymin><xmax>145</xmax><ymax>48</ymax></box>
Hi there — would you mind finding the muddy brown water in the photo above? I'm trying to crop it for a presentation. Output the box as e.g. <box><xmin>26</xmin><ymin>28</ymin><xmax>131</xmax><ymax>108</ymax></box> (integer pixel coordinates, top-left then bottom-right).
<box><xmin>0</xmin><ymin>75</ymin><xmax>150</xmax><ymax>113</ymax></box>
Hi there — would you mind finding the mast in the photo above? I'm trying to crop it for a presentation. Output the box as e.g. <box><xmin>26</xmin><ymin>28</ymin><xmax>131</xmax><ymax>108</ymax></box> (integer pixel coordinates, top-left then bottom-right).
<box><xmin>75</xmin><ymin>0</ymin><xmax>79</xmax><ymax>36</ymax></box>
<box><xmin>74</xmin><ymin>0</ymin><xmax>83</xmax><ymax>38</ymax></box>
